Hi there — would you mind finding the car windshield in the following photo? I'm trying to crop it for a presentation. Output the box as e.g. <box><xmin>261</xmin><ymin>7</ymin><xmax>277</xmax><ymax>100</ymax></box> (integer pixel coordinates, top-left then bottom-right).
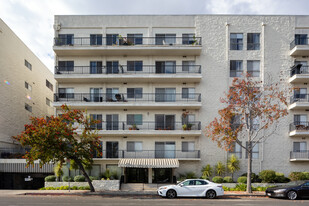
<box><xmin>284</xmin><ymin>181</ymin><xmax>306</xmax><ymax>186</ymax></box>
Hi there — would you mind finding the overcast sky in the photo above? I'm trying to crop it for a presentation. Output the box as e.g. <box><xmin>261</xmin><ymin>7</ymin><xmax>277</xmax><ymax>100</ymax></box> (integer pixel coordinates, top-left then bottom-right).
<box><xmin>1</xmin><ymin>0</ymin><xmax>309</xmax><ymax>73</ymax></box>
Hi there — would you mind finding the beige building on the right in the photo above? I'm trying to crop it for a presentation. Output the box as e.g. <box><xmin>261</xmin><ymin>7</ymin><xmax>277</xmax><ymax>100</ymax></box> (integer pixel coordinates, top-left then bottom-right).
<box><xmin>53</xmin><ymin>15</ymin><xmax>309</xmax><ymax>183</ymax></box>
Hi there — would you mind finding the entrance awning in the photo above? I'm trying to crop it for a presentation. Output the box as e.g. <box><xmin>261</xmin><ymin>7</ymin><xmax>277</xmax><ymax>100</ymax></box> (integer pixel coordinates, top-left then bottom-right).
<box><xmin>118</xmin><ymin>158</ymin><xmax>179</xmax><ymax>168</ymax></box>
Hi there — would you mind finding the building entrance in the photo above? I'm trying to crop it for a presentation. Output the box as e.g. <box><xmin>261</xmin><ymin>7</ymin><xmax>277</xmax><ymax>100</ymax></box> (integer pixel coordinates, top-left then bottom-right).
<box><xmin>125</xmin><ymin>168</ymin><xmax>148</xmax><ymax>183</ymax></box>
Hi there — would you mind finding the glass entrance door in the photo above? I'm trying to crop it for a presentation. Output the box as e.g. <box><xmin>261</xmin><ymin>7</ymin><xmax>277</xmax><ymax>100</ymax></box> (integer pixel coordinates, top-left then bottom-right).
<box><xmin>125</xmin><ymin>168</ymin><xmax>148</xmax><ymax>183</ymax></box>
<box><xmin>152</xmin><ymin>168</ymin><xmax>172</xmax><ymax>183</ymax></box>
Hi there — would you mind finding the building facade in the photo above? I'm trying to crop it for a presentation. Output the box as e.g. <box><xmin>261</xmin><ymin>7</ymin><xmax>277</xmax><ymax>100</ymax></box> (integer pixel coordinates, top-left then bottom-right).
<box><xmin>53</xmin><ymin>15</ymin><xmax>309</xmax><ymax>183</ymax></box>
<box><xmin>0</xmin><ymin>19</ymin><xmax>55</xmax><ymax>188</ymax></box>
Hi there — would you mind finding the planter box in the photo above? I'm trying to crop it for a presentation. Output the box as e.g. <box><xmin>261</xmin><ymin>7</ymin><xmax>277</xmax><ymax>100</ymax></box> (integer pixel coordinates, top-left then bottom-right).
<box><xmin>45</xmin><ymin>180</ymin><xmax>120</xmax><ymax>191</ymax></box>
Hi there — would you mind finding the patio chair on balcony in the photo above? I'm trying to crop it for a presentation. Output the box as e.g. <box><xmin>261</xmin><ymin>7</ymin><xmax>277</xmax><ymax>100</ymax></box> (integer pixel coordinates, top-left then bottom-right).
<box><xmin>83</xmin><ymin>97</ymin><xmax>89</xmax><ymax>102</ymax></box>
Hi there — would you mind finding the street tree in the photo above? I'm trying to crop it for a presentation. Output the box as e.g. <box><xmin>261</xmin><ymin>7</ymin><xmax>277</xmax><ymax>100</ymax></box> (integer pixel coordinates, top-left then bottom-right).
<box><xmin>13</xmin><ymin>105</ymin><xmax>101</xmax><ymax>192</ymax></box>
<box><xmin>205</xmin><ymin>73</ymin><xmax>288</xmax><ymax>193</ymax></box>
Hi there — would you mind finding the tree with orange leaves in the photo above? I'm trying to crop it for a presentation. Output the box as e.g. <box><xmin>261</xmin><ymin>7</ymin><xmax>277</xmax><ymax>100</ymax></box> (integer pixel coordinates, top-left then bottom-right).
<box><xmin>14</xmin><ymin>104</ymin><xmax>101</xmax><ymax>192</ymax></box>
<box><xmin>205</xmin><ymin>73</ymin><xmax>288</xmax><ymax>193</ymax></box>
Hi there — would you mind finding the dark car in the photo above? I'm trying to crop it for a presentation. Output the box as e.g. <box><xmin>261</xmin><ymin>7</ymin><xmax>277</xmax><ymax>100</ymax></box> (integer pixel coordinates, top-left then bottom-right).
<box><xmin>266</xmin><ymin>181</ymin><xmax>309</xmax><ymax>200</ymax></box>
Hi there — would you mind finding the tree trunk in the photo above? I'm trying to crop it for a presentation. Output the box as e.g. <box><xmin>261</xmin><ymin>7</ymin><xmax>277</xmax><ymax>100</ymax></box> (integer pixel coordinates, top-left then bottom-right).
<box><xmin>74</xmin><ymin>158</ymin><xmax>95</xmax><ymax>192</ymax></box>
<box><xmin>247</xmin><ymin>149</ymin><xmax>252</xmax><ymax>193</ymax></box>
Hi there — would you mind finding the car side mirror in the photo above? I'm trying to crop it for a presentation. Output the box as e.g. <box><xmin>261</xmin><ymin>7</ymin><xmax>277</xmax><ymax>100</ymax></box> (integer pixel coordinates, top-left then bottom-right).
<box><xmin>179</xmin><ymin>183</ymin><xmax>184</xmax><ymax>187</ymax></box>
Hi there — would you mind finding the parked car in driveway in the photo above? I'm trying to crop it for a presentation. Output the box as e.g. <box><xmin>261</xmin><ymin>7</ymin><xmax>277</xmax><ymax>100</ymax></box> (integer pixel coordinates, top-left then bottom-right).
<box><xmin>266</xmin><ymin>181</ymin><xmax>309</xmax><ymax>200</ymax></box>
<box><xmin>157</xmin><ymin>179</ymin><xmax>224</xmax><ymax>199</ymax></box>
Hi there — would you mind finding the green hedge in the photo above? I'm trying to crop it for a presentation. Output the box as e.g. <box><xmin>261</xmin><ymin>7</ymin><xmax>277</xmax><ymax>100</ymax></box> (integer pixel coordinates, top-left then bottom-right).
<box><xmin>62</xmin><ymin>176</ymin><xmax>74</xmax><ymax>182</ymax></box>
<box><xmin>237</xmin><ymin>176</ymin><xmax>247</xmax><ymax>184</ymax></box>
<box><xmin>212</xmin><ymin>176</ymin><xmax>224</xmax><ymax>183</ymax></box>
<box><xmin>259</xmin><ymin>170</ymin><xmax>277</xmax><ymax>183</ymax></box>
<box><xmin>39</xmin><ymin>186</ymin><xmax>90</xmax><ymax>190</ymax></box>
<box><xmin>289</xmin><ymin>172</ymin><xmax>308</xmax><ymax>181</ymax></box>
<box><xmin>45</xmin><ymin>175</ymin><xmax>56</xmax><ymax>182</ymax></box>
<box><xmin>74</xmin><ymin>175</ymin><xmax>85</xmax><ymax>182</ymax></box>
<box><xmin>223</xmin><ymin>176</ymin><xmax>233</xmax><ymax>183</ymax></box>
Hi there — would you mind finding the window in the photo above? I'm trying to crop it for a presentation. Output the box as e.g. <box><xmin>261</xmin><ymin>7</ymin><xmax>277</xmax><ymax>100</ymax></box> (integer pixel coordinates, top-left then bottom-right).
<box><xmin>155</xmin><ymin>61</ymin><xmax>176</xmax><ymax>74</ymax></box>
<box><xmin>182</xmin><ymin>61</ymin><xmax>196</xmax><ymax>73</ymax></box>
<box><xmin>127</xmin><ymin>88</ymin><xmax>143</xmax><ymax>99</ymax></box>
<box><xmin>195</xmin><ymin>180</ymin><xmax>207</xmax><ymax>185</ymax></box>
<box><xmin>90</xmin><ymin>114</ymin><xmax>102</xmax><ymax>130</ymax></box>
<box><xmin>127</xmin><ymin>61</ymin><xmax>143</xmax><ymax>72</ymax></box>
<box><xmin>182</xmin><ymin>114</ymin><xmax>195</xmax><ymax>125</ymax></box>
<box><xmin>182</xmin><ymin>142</ymin><xmax>195</xmax><ymax>152</ymax></box>
<box><xmin>230</xmin><ymin>60</ymin><xmax>243</xmax><ymax>77</ymax></box>
<box><xmin>230</xmin><ymin>33</ymin><xmax>243</xmax><ymax>50</ymax></box>
<box><xmin>106</xmin><ymin>34</ymin><xmax>119</xmax><ymax>45</ymax></box>
<box><xmin>106</xmin><ymin>114</ymin><xmax>119</xmax><ymax>130</ymax></box>
<box><xmin>93</xmin><ymin>141</ymin><xmax>103</xmax><ymax>158</ymax></box>
<box><xmin>90</xmin><ymin>34</ymin><xmax>102</xmax><ymax>45</ymax></box>
<box><xmin>90</xmin><ymin>61</ymin><xmax>103</xmax><ymax>74</ymax></box>
<box><xmin>58</xmin><ymin>61</ymin><xmax>74</xmax><ymax>72</ymax></box>
<box><xmin>252</xmin><ymin>116</ymin><xmax>259</xmax><ymax>131</ymax></box>
<box><xmin>46</xmin><ymin>80</ymin><xmax>53</xmax><ymax>91</ymax></box>
<box><xmin>294</xmin><ymin>88</ymin><xmax>307</xmax><ymax>100</ymax></box>
<box><xmin>182</xmin><ymin>180</ymin><xmax>195</xmax><ymax>186</ymax></box>
<box><xmin>182</xmin><ymin>33</ymin><xmax>196</xmax><ymax>45</ymax></box>
<box><xmin>155</xmin><ymin>114</ymin><xmax>175</xmax><ymax>130</ymax></box>
<box><xmin>57</xmin><ymin>34</ymin><xmax>74</xmax><ymax>45</ymax></box>
<box><xmin>294</xmin><ymin>114</ymin><xmax>307</xmax><ymax>126</ymax></box>
<box><xmin>155</xmin><ymin>142</ymin><xmax>175</xmax><ymax>158</ymax></box>
<box><xmin>25</xmin><ymin>81</ymin><xmax>32</xmax><ymax>91</ymax></box>
<box><xmin>106</xmin><ymin>61</ymin><xmax>119</xmax><ymax>74</ymax></box>
<box><xmin>246</xmin><ymin>142</ymin><xmax>259</xmax><ymax>159</ymax></box>
<box><xmin>247</xmin><ymin>33</ymin><xmax>260</xmax><ymax>50</ymax></box>
<box><xmin>25</xmin><ymin>60</ymin><xmax>32</xmax><ymax>70</ymax></box>
<box><xmin>25</xmin><ymin>103</ymin><xmax>32</xmax><ymax>112</ymax></box>
<box><xmin>229</xmin><ymin>142</ymin><xmax>242</xmax><ymax>159</ymax></box>
<box><xmin>182</xmin><ymin>88</ymin><xmax>195</xmax><ymax>99</ymax></box>
<box><xmin>127</xmin><ymin>142</ymin><xmax>143</xmax><ymax>152</ymax></box>
<box><xmin>231</xmin><ymin>114</ymin><xmax>242</xmax><ymax>130</ymax></box>
<box><xmin>293</xmin><ymin>142</ymin><xmax>307</xmax><ymax>152</ymax></box>
<box><xmin>106</xmin><ymin>88</ymin><xmax>119</xmax><ymax>101</ymax></box>
<box><xmin>127</xmin><ymin>114</ymin><xmax>143</xmax><ymax>125</ymax></box>
<box><xmin>46</xmin><ymin>98</ymin><xmax>51</xmax><ymax>106</ymax></box>
<box><xmin>155</xmin><ymin>34</ymin><xmax>176</xmax><ymax>45</ymax></box>
<box><xmin>90</xmin><ymin>88</ymin><xmax>102</xmax><ymax>102</ymax></box>
<box><xmin>58</xmin><ymin>88</ymin><xmax>74</xmax><ymax>99</ymax></box>
<box><xmin>295</xmin><ymin>34</ymin><xmax>308</xmax><ymax>45</ymax></box>
<box><xmin>155</xmin><ymin>88</ymin><xmax>176</xmax><ymax>102</ymax></box>
<box><xmin>247</xmin><ymin>61</ymin><xmax>260</xmax><ymax>77</ymax></box>
<box><xmin>127</xmin><ymin>34</ymin><xmax>143</xmax><ymax>45</ymax></box>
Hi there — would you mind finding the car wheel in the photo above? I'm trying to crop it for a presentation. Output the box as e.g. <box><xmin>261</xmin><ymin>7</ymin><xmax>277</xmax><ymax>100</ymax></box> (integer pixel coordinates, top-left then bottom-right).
<box><xmin>287</xmin><ymin>190</ymin><xmax>297</xmax><ymax>200</ymax></box>
<box><xmin>206</xmin><ymin>190</ymin><xmax>217</xmax><ymax>199</ymax></box>
<box><xmin>166</xmin><ymin>189</ymin><xmax>177</xmax><ymax>199</ymax></box>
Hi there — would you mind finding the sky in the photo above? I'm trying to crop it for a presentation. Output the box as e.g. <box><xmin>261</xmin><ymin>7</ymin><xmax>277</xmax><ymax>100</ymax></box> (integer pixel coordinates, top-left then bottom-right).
<box><xmin>1</xmin><ymin>0</ymin><xmax>309</xmax><ymax>73</ymax></box>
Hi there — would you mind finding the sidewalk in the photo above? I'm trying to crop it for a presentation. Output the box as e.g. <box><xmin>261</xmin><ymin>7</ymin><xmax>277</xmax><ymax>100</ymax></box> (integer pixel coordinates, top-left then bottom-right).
<box><xmin>0</xmin><ymin>190</ymin><xmax>266</xmax><ymax>197</ymax></box>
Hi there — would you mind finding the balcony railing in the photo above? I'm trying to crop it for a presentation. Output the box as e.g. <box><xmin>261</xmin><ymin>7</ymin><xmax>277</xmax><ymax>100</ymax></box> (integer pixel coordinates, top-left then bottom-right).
<box><xmin>55</xmin><ymin>65</ymin><xmax>202</xmax><ymax>75</ymax></box>
<box><xmin>54</xmin><ymin>93</ymin><xmax>201</xmax><ymax>103</ymax></box>
<box><xmin>290</xmin><ymin>38</ymin><xmax>309</xmax><ymax>50</ymax></box>
<box><xmin>89</xmin><ymin>121</ymin><xmax>201</xmax><ymax>131</ymax></box>
<box><xmin>290</xmin><ymin>64</ymin><xmax>309</xmax><ymax>77</ymax></box>
<box><xmin>290</xmin><ymin>94</ymin><xmax>309</xmax><ymax>104</ymax></box>
<box><xmin>290</xmin><ymin>150</ymin><xmax>309</xmax><ymax>160</ymax></box>
<box><xmin>54</xmin><ymin>37</ymin><xmax>202</xmax><ymax>46</ymax></box>
<box><xmin>93</xmin><ymin>150</ymin><xmax>200</xmax><ymax>159</ymax></box>
<box><xmin>0</xmin><ymin>148</ymin><xmax>29</xmax><ymax>159</ymax></box>
<box><xmin>289</xmin><ymin>121</ymin><xmax>309</xmax><ymax>132</ymax></box>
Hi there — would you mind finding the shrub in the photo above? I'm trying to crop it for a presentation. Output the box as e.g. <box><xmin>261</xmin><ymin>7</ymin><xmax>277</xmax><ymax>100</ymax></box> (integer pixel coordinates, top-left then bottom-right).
<box><xmin>275</xmin><ymin>172</ymin><xmax>290</xmax><ymax>183</ymax></box>
<box><xmin>89</xmin><ymin>176</ymin><xmax>99</xmax><ymax>181</ymax></box>
<box><xmin>78</xmin><ymin>186</ymin><xmax>90</xmax><ymax>190</ymax></box>
<box><xmin>45</xmin><ymin>187</ymin><xmax>56</xmax><ymax>190</ymax></box>
<box><xmin>45</xmin><ymin>175</ymin><xmax>56</xmax><ymax>182</ymax></box>
<box><xmin>237</xmin><ymin>176</ymin><xmax>247</xmax><ymax>184</ymax></box>
<box><xmin>259</xmin><ymin>170</ymin><xmax>276</xmax><ymax>183</ymax></box>
<box><xmin>62</xmin><ymin>176</ymin><xmax>74</xmax><ymax>182</ymax></box>
<box><xmin>201</xmin><ymin>164</ymin><xmax>213</xmax><ymax>179</ymax></box>
<box><xmin>71</xmin><ymin>186</ymin><xmax>78</xmax><ymax>190</ymax></box>
<box><xmin>185</xmin><ymin>172</ymin><xmax>197</xmax><ymax>179</ymax></box>
<box><xmin>215</xmin><ymin>162</ymin><xmax>226</xmax><ymax>176</ymax></box>
<box><xmin>212</xmin><ymin>176</ymin><xmax>224</xmax><ymax>183</ymax></box>
<box><xmin>223</xmin><ymin>176</ymin><xmax>233</xmax><ymax>183</ymax></box>
<box><xmin>289</xmin><ymin>172</ymin><xmax>306</xmax><ymax>181</ymax></box>
<box><xmin>235</xmin><ymin>183</ymin><xmax>247</xmax><ymax>191</ymax></box>
<box><xmin>240</xmin><ymin>173</ymin><xmax>261</xmax><ymax>183</ymax></box>
<box><xmin>59</xmin><ymin>186</ymin><xmax>69</xmax><ymax>190</ymax></box>
<box><xmin>302</xmin><ymin>172</ymin><xmax>309</xmax><ymax>180</ymax></box>
<box><xmin>74</xmin><ymin>175</ymin><xmax>85</xmax><ymax>182</ymax></box>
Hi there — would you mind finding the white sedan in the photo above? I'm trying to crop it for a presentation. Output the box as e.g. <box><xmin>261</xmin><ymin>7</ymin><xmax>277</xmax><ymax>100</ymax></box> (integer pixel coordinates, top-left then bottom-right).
<box><xmin>157</xmin><ymin>179</ymin><xmax>224</xmax><ymax>199</ymax></box>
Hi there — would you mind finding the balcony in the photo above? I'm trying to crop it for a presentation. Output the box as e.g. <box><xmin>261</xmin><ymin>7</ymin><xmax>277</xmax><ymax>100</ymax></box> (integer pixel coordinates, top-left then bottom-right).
<box><xmin>78</xmin><ymin>121</ymin><xmax>201</xmax><ymax>137</ymax></box>
<box><xmin>289</xmin><ymin>64</ymin><xmax>309</xmax><ymax>83</ymax></box>
<box><xmin>290</xmin><ymin>151</ymin><xmax>309</xmax><ymax>161</ymax></box>
<box><xmin>290</xmin><ymin>38</ymin><xmax>309</xmax><ymax>56</ymax></box>
<box><xmin>93</xmin><ymin>150</ymin><xmax>200</xmax><ymax>160</ymax></box>
<box><xmin>0</xmin><ymin>148</ymin><xmax>28</xmax><ymax>159</ymax></box>
<box><xmin>53</xmin><ymin>37</ymin><xmax>202</xmax><ymax>56</ymax></box>
<box><xmin>54</xmin><ymin>65</ymin><xmax>202</xmax><ymax>83</ymax></box>
<box><xmin>289</xmin><ymin>122</ymin><xmax>309</xmax><ymax>137</ymax></box>
<box><xmin>289</xmin><ymin>95</ymin><xmax>309</xmax><ymax>110</ymax></box>
<box><xmin>53</xmin><ymin>93</ymin><xmax>202</xmax><ymax>110</ymax></box>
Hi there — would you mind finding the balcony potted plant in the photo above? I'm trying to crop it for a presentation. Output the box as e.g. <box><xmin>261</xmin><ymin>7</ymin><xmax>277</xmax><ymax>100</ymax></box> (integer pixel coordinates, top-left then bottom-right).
<box><xmin>182</xmin><ymin>124</ymin><xmax>187</xmax><ymax>130</ymax></box>
<box><xmin>132</xmin><ymin>124</ymin><xmax>139</xmax><ymax>130</ymax></box>
<box><xmin>187</xmin><ymin>123</ymin><xmax>193</xmax><ymax>130</ymax></box>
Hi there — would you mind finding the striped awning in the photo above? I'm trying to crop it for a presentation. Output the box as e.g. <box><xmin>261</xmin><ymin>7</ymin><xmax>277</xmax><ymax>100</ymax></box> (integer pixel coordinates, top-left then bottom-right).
<box><xmin>118</xmin><ymin>158</ymin><xmax>179</xmax><ymax>168</ymax></box>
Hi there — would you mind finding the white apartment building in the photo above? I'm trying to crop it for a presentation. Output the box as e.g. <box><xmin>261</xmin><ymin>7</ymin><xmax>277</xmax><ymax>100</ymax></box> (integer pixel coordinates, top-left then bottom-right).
<box><xmin>0</xmin><ymin>19</ymin><xmax>55</xmax><ymax>189</ymax></box>
<box><xmin>53</xmin><ymin>15</ymin><xmax>309</xmax><ymax>184</ymax></box>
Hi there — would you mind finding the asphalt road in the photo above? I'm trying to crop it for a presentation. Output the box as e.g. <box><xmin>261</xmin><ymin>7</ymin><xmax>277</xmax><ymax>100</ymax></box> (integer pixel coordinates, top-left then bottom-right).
<box><xmin>0</xmin><ymin>196</ymin><xmax>309</xmax><ymax>206</ymax></box>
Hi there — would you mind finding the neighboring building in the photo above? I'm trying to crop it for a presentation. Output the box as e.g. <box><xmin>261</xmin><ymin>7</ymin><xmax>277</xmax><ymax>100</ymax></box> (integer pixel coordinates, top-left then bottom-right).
<box><xmin>53</xmin><ymin>15</ymin><xmax>309</xmax><ymax>184</ymax></box>
<box><xmin>0</xmin><ymin>19</ymin><xmax>55</xmax><ymax>189</ymax></box>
